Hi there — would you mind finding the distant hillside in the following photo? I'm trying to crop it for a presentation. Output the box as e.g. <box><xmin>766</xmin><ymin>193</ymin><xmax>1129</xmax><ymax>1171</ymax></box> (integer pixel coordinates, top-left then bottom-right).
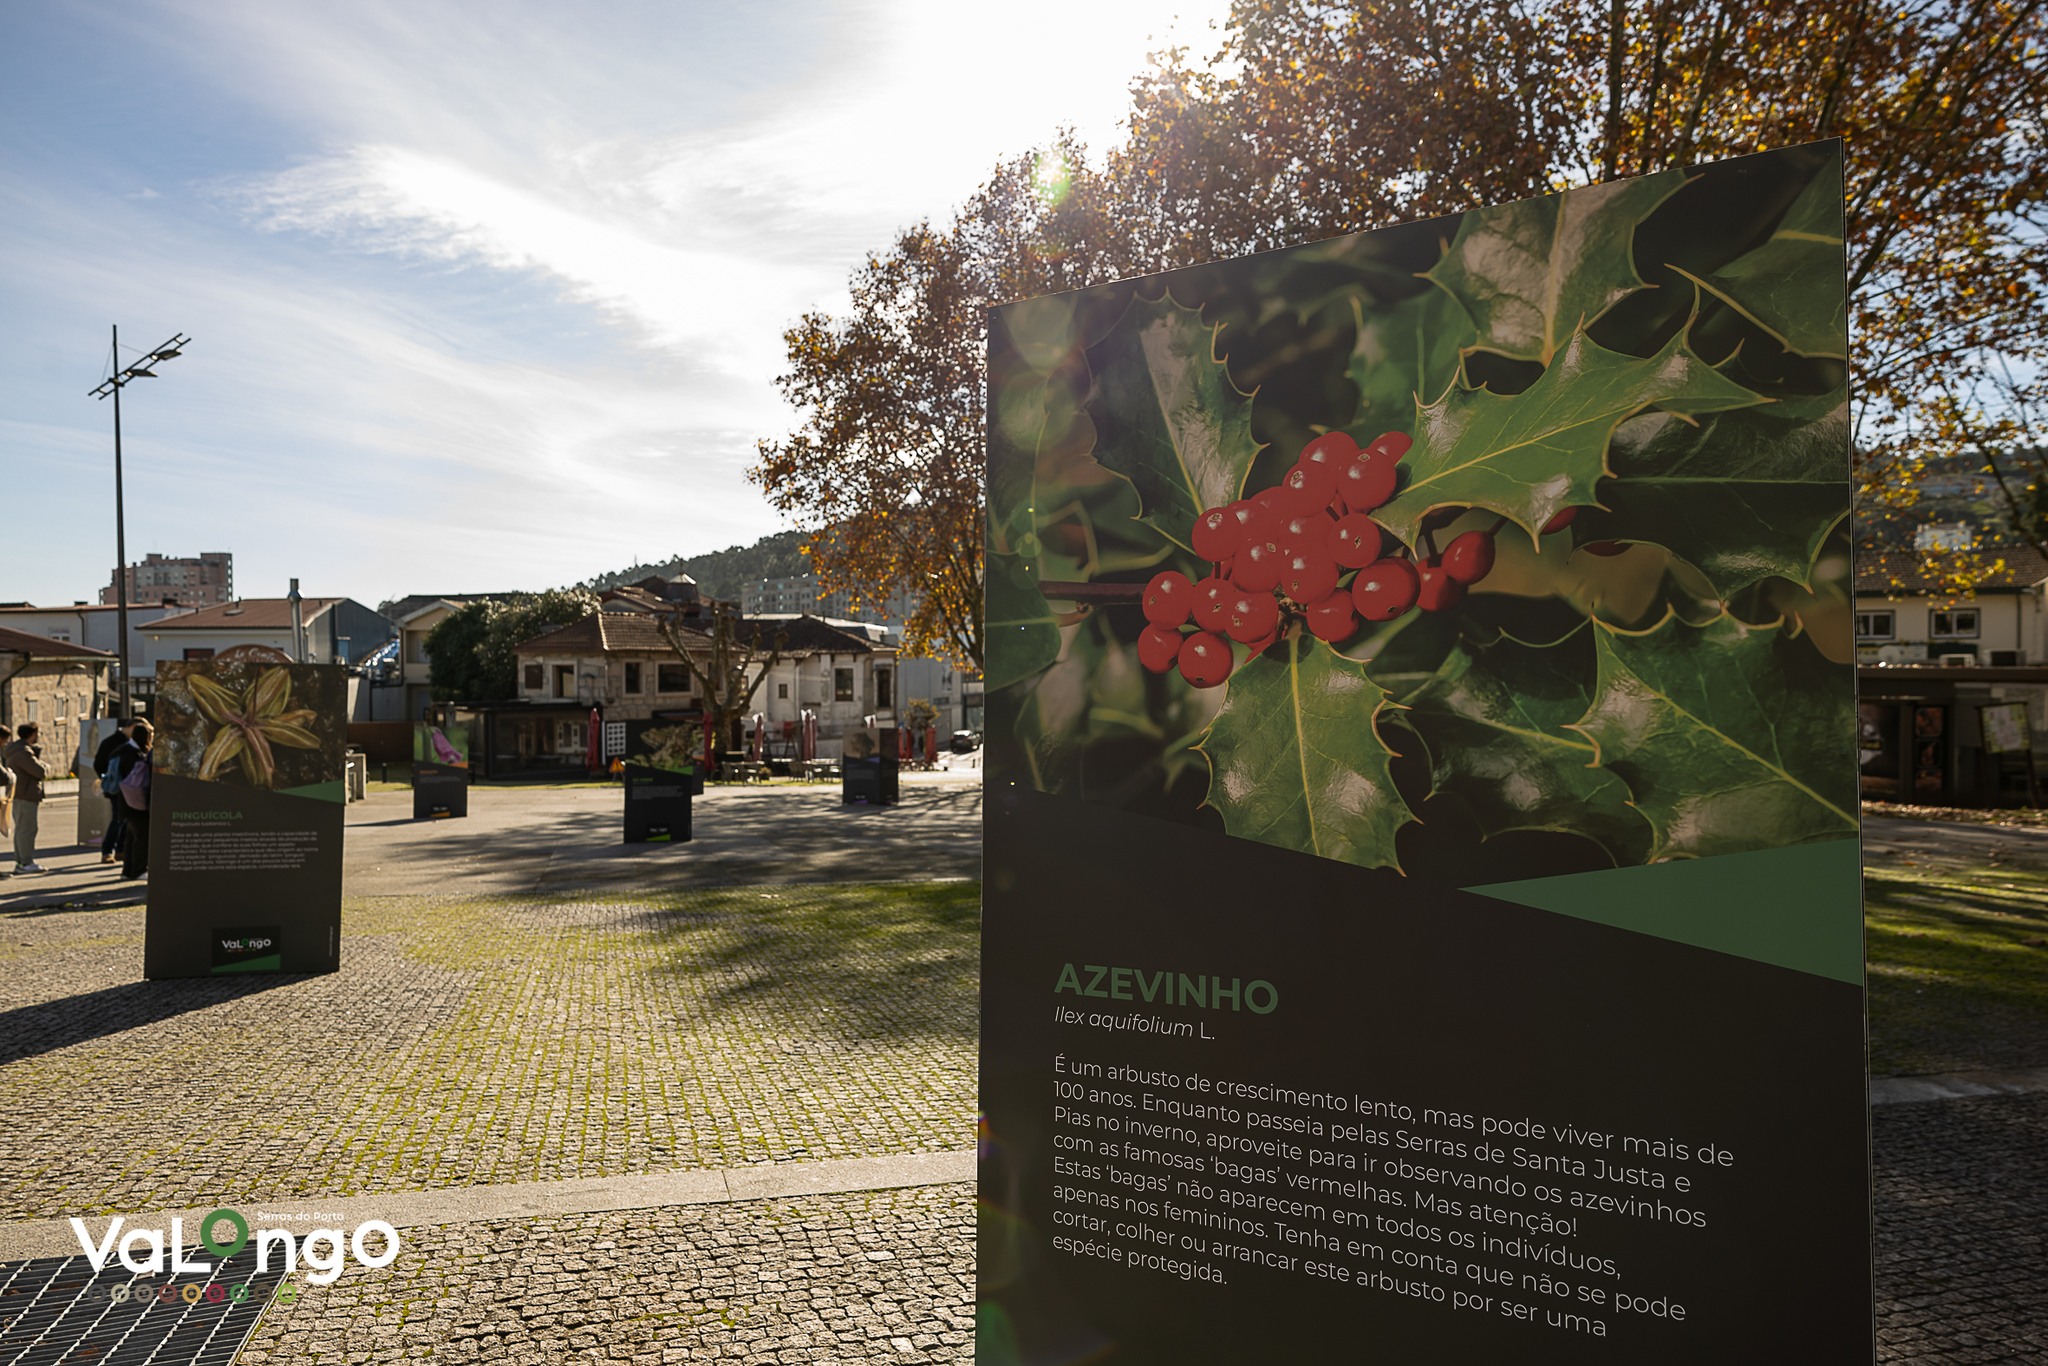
<box><xmin>581</xmin><ymin>530</ymin><xmax>810</xmax><ymax>602</ymax></box>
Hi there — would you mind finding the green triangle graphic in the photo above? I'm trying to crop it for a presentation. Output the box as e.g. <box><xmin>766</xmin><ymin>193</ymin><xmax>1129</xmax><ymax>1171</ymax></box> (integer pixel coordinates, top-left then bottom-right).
<box><xmin>1471</xmin><ymin>837</ymin><xmax>1864</xmax><ymax>985</ymax></box>
<box><xmin>278</xmin><ymin>780</ymin><xmax>346</xmax><ymax>804</ymax></box>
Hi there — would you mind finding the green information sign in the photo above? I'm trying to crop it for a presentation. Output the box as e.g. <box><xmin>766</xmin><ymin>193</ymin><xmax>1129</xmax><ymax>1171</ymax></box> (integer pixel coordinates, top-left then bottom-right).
<box><xmin>980</xmin><ymin>142</ymin><xmax>1868</xmax><ymax>1362</ymax></box>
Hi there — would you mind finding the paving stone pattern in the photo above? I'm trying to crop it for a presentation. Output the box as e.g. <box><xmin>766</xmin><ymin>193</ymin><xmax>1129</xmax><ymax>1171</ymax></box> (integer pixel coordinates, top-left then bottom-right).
<box><xmin>1874</xmin><ymin>1093</ymin><xmax>2048</xmax><ymax>1363</ymax></box>
<box><xmin>0</xmin><ymin>882</ymin><xmax>977</xmax><ymax>1221</ymax></box>
<box><xmin>233</xmin><ymin>1184</ymin><xmax>974</xmax><ymax>1365</ymax></box>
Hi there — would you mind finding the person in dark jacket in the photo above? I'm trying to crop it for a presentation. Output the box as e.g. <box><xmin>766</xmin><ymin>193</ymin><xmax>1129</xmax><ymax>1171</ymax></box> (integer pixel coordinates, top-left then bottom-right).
<box><xmin>95</xmin><ymin>719</ymin><xmax>135</xmax><ymax>865</ymax></box>
<box><xmin>0</xmin><ymin>726</ymin><xmax>12</xmax><ymax>880</ymax></box>
<box><xmin>3</xmin><ymin>722</ymin><xmax>51</xmax><ymax>873</ymax></box>
<box><xmin>119</xmin><ymin>721</ymin><xmax>154</xmax><ymax>880</ymax></box>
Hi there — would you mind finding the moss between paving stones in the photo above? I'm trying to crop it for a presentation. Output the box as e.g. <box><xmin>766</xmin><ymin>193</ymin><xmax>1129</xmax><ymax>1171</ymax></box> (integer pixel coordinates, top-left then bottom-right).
<box><xmin>0</xmin><ymin>882</ymin><xmax>977</xmax><ymax>1220</ymax></box>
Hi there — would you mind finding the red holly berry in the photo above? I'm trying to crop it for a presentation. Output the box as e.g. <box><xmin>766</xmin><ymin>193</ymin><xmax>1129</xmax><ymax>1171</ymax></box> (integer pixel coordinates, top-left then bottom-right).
<box><xmin>1541</xmin><ymin>506</ymin><xmax>1577</xmax><ymax>536</ymax></box>
<box><xmin>1277</xmin><ymin>511</ymin><xmax>1336</xmax><ymax>554</ymax></box>
<box><xmin>1441</xmin><ymin>531</ymin><xmax>1496</xmax><ymax>585</ymax></box>
<box><xmin>1138</xmin><ymin>624</ymin><xmax>1183</xmax><ymax>673</ymax></box>
<box><xmin>1304</xmin><ymin>591</ymin><xmax>1358</xmax><ymax>643</ymax></box>
<box><xmin>1178</xmin><ymin>632</ymin><xmax>1234</xmax><ymax>688</ymax></box>
<box><xmin>1332</xmin><ymin>513</ymin><xmax>1382</xmax><ymax>569</ymax></box>
<box><xmin>1282</xmin><ymin>548</ymin><xmax>1339</xmax><ymax>605</ymax></box>
<box><xmin>1417</xmin><ymin>563</ymin><xmax>1466</xmax><ymax>612</ymax></box>
<box><xmin>1277</xmin><ymin>458</ymin><xmax>1338</xmax><ymax>514</ymax></box>
<box><xmin>1192</xmin><ymin>575</ymin><xmax>1233</xmax><ymax>631</ymax></box>
<box><xmin>1351</xmin><ymin>558</ymin><xmax>1420</xmax><ymax>621</ymax></box>
<box><xmin>1368</xmin><ymin>431</ymin><xmax>1413</xmax><ymax>460</ymax></box>
<box><xmin>1193</xmin><ymin>506</ymin><xmax>1244</xmax><ymax>561</ymax></box>
<box><xmin>1336</xmin><ymin>450</ymin><xmax>1400</xmax><ymax>514</ymax></box>
<box><xmin>1143</xmin><ymin>570</ymin><xmax>1195</xmax><ymax>626</ymax></box>
<box><xmin>1222</xmin><ymin>591</ymin><xmax>1280</xmax><ymax>644</ymax></box>
<box><xmin>1581</xmin><ymin>541</ymin><xmax>1630</xmax><ymax>557</ymax></box>
<box><xmin>1236</xmin><ymin>538</ymin><xmax>1285</xmax><ymax>593</ymax></box>
<box><xmin>1298</xmin><ymin>431</ymin><xmax>1361</xmax><ymax>468</ymax></box>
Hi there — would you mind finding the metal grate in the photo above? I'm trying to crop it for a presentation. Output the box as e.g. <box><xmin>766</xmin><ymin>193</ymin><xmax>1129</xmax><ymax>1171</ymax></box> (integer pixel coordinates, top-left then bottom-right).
<box><xmin>0</xmin><ymin>1249</ymin><xmax>287</xmax><ymax>1365</ymax></box>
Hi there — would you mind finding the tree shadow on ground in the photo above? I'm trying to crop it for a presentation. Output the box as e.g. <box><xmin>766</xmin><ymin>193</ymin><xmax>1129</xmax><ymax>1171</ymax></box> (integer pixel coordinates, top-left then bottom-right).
<box><xmin>0</xmin><ymin>975</ymin><xmax>301</xmax><ymax>1065</ymax></box>
<box><xmin>1867</xmin><ymin>870</ymin><xmax>2048</xmax><ymax>1074</ymax></box>
<box><xmin>635</xmin><ymin>881</ymin><xmax>980</xmax><ymax>1046</ymax></box>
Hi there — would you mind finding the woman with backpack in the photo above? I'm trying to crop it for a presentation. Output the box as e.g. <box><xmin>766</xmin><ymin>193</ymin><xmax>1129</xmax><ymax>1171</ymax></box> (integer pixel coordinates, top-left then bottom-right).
<box><xmin>118</xmin><ymin>721</ymin><xmax>153</xmax><ymax>880</ymax></box>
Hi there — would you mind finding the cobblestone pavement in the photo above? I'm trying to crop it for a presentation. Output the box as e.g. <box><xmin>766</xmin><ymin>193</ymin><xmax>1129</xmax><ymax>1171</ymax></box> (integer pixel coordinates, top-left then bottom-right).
<box><xmin>1874</xmin><ymin>1093</ymin><xmax>2048</xmax><ymax>1363</ymax></box>
<box><xmin>0</xmin><ymin>880</ymin><xmax>977</xmax><ymax>1220</ymax></box>
<box><xmin>2</xmin><ymin>798</ymin><xmax>2044</xmax><ymax>1360</ymax></box>
<box><xmin>236</xmin><ymin>1184</ymin><xmax>975</xmax><ymax>1365</ymax></box>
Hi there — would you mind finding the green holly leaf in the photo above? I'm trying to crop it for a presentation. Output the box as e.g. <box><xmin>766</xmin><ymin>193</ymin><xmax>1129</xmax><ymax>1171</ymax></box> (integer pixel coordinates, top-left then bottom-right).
<box><xmin>1373</xmin><ymin>329</ymin><xmax>1764</xmax><ymax>550</ymax></box>
<box><xmin>1404</xmin><ymin>632</ymin><xmax>1652</xmax><ymax>865</ymax></box>
<box><xmin>1573</xmin><ymin>612</ymin><xmax>1857</xmax><ymax>861</ymax></box>
<box><xmin>989</xmin><ymin>301</ymin><xmax>1103</xmax><ymax>558</ymax></box>
<box><xmin>1585</xmin><ymin>394</ymin><xmax>1851</xmax><ymax>595</ymax></box>
<box><xmin>1198</xmin><ymin>634</ymin><xmax>1416</xmax><ymax>871</ymax></box>
<box><xmin>1086</xmin><ymin>295</ymin><xmax>1262</xmax><ymax>549</ymax></box>
<box><xmin>1688</xmin><ymin>156</ymin><xmax>1847</xmax><ymax>359</ymax></box>
<box><xmin>983</xmin><ymin>551</ymin><xmax>1063</xmax><ymax>691</ymax></box>
<box><xmin>1346</xmin><ymin>286</ymin><xmax>1474</xmax><ymax>435</ymax></box>
<box><xmin>1428</xmin><ymin>170</ymin><xmax>1685</xmax><ymax>364</ymax></box>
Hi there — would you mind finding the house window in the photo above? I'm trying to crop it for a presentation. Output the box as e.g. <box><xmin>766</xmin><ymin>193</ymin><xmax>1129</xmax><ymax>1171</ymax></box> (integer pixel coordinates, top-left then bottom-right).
<box><xmin>834</xmin><ymin>667</ymin><xmax>855</xmax><ymax>702</ymax></box>
<box><xmin>1855</xmin><ymin>611</ymin><xmax>1895</xmax><ymax>640</ymax></box>
<box><xmin>49</xmin><ymin>630</ymin><xmax>70</xmax><ymax>643</ymax></box>
<box><xmin>183</xmin><ymin>647</ymin><xmax>215</xmax><ymax>661</ymax></box>
<box><xmin>778</xmin><ymin>683</ymin><xmax>789</xmax><ymax>700</ymax></box>
<box><xmin>625</xmin><ymin>662</ymin><xmax>643</xmax><ymax>694</ymax></box>
<box><xmin>524</xmin><ymin>663</ymin><xmax>543</xmax><ymax>691</ymax></box>
<box><xmin>875</xmin><ymin>667</ymin><xmax>893</xmax><ymax>709</ymax></box>
<box><xmin>1930</xmin><ymin>608</ymin><xmax>1980</xmax><ymax>639</ymax></box>
<box><xmin>658</xmin><ymin>663</ymin><xmax>689</xmax><ymax>694</ymax></box>
<box><xmin>554</xmin><ymin>664</ymin><xmax>574</xmax><ymax>698</ymax></box>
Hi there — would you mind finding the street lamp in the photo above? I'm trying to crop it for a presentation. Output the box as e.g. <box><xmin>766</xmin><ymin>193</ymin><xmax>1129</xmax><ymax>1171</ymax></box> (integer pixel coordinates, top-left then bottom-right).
<box><xmin>89</xmin><ymin>327</ymin><xmax>190</xmax><ymax>719</ymax></box>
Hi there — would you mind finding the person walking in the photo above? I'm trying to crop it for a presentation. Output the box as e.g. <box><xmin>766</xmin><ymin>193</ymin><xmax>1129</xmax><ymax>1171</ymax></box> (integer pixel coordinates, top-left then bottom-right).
<box><xmin>3</xmin><ymin>722</ymin><xmax>52</xmax><ymax>873</ymax></box>
<box><xmin>0</xmin><ymin>726</ymin><xmax>13</xmax><ymax>880</ymax></box>
<box><xmin>118</xmin><ymin>721</ymin><xmax>154</xmax><ymax>880</ymax></box>
<box><xmin>95</xmin><ymin>718</ymin><xmax>134</xmax><ymax>865</ymax></box>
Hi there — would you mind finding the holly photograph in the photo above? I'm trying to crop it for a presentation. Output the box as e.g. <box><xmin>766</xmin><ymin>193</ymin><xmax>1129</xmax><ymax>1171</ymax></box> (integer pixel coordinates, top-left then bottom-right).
<box><xmin>985</xmin><ymin>140</ymin><xmax>1856</xmax><ymax>888</ymax></box>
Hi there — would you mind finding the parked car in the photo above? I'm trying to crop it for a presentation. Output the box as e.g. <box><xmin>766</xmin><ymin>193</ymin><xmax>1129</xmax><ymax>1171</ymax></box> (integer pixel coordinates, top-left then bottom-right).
<box><xmin>950</xmin><ymin>730</ymin><xmax>980</xmax><ymax>753</ymax></box>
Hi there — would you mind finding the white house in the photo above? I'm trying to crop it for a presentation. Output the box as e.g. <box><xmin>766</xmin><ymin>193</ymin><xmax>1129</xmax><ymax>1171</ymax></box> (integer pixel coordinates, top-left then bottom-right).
<box><xmin>1855</xmin><ymin>544</ymin><xmax>2048</xmax><ymax>666</ymax></box>
<box><xmin>510</xmin><ymin>608</ymin><xmax>894</xmax><ymax>760</ymax></box>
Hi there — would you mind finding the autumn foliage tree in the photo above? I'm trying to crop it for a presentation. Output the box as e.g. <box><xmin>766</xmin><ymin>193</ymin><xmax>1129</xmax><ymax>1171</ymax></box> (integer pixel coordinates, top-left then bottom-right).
<box><xmin>757</xmin><ymin>0</ymin><xmax>2047</xmax><ymax>615</ymax></box>
<box><xmin>1109</xmin><ymin>0</ymin><xmax>2048</xmax><ymax>584</ymax></box>
<box><xmin>751</xmin><ymin>134</ymin><xmax>1125</xmax><ymax>674</ymax></box>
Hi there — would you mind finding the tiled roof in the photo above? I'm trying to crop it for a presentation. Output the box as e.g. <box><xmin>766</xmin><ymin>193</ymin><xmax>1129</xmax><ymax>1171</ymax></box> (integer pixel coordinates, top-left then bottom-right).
<box><xmin>516</xmin><ymin>612</ymin><xmax>875</xmax><ymax>657</ymax></box>
<box><xmin>1856</xmin><ymin>544</ymin><xmax>2048</xmax><ymax>594</ymax></box>
<box><xmin>0</xmin><ymin>626</ymin><xmax>115</xmax><ymax>659</ymax></box>
<box><xmin>144</xmin><ymin>598</ymin><xmax>344</xmax><ymax>629</ymax></box>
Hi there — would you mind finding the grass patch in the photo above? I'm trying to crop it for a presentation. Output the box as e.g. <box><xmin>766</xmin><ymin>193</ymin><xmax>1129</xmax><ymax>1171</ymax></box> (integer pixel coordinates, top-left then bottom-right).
<box><xmin>1866</xmin><ymin>860</ymin><xmax>2048</xmax><ymax>1075</ymax></box>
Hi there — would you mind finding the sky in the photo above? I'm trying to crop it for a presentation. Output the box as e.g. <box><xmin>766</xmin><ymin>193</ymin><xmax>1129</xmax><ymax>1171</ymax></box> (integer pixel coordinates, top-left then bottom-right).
<box><xmin>1</xmin><ymin>0</ymin><xmax>1230</xmax><ymax>611</ymax></box>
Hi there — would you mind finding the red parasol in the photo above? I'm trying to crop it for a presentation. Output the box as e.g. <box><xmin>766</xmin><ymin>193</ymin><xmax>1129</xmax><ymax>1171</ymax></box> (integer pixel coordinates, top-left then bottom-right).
<box><xmin>585</xmin><ymin>708</ymin><xmax>602</xmax><ymax>774</ymax></box>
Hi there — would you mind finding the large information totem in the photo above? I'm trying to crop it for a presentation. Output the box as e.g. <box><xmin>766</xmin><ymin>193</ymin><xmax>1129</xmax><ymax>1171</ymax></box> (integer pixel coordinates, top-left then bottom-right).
<box><xmin>145</xmin><ymin>660</ymin><xmax>347</xmax><ymax>977</ymax></box>
<box><xmin>979</xmin><ymin>142</ymin><xmax>1868</xmax><ymax>1363</ymax></box>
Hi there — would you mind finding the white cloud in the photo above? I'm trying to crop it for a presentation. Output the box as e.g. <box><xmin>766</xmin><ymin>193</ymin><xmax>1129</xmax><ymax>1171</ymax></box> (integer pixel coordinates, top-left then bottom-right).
<box><xmin>4</xmin><ymin>0</ymin><xmax>1236</xmax><ymax>607</ymax></box>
